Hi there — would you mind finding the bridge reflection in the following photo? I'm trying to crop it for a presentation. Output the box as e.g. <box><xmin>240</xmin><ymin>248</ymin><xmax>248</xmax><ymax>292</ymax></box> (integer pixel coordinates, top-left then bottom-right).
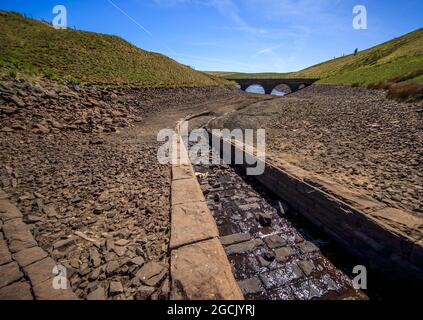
<box><xmin>227</xmin><ymin>78</ymin><xmax>319</xmax><ymax>95</ymax></box>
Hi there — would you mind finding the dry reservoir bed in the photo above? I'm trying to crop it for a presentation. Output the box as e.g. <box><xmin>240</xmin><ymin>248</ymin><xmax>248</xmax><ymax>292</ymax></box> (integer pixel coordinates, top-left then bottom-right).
<box><xmin>192</xmin><ymin>144</ymin><xmax>367</xmax><ymax>300</ymax></box>
<box><xmin>0</xmin><ymin>76</ymin><xmax>243</xmax><ymax>300</ymax></box>
<box><xmin>1</xmin><ymin>76</ymin><xmax>422</xmax><ymax>300</ymax></box>
<box><xmin>211</xmin><ymin>84</ymin><xmax>423</xmax><ymax>217</ymax></box>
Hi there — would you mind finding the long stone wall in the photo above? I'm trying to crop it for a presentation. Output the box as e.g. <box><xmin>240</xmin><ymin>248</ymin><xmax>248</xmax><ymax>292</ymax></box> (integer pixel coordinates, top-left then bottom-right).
<box><xmin>0</xmin><ymin>189</ymin><xmax>77</xmax><ymax>300</ymax></box>
<box><xmin>169</xmin><ymin>118</ymin><xmax>243</xmax><ymax>300</ymax></box>
<box><xmin>209</xmin><ymin>130</ymin><xmax>423</xmax><ymax>290</ymax></box>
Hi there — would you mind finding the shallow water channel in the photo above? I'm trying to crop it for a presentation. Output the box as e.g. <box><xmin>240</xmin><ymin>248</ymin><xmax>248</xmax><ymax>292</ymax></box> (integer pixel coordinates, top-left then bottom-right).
<box><xmin>188</xmin><ymin>136</ymin><xmax>369</xmax><ymax>300</ymax></box>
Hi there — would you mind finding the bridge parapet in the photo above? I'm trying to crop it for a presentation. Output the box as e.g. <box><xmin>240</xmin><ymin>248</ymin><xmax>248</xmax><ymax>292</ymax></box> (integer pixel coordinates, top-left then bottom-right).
<box><xmin>226</xmin><ymin>78</ymin><xmax>319</xmax><ymax>94</ymax></box>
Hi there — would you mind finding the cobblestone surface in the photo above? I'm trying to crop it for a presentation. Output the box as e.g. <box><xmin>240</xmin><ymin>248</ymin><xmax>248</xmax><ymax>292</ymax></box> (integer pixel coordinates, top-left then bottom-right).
<box><xmin>193</xmin><ymin>147</ymin><xmax>367</xmax><ymax>300</ymax></box>
<box><xmin>0</xmin><ymin>193</ymin><xmax>76</xmax><ymax>300</ymax></box>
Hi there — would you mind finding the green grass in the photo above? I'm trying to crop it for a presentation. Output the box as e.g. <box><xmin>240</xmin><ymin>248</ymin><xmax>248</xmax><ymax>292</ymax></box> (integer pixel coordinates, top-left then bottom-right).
<box><xmin>0</xmin><ymin>10</ymin><xmax>227</xmax><ymax>87</ymax></box>
<box><xmin>211</xmin><ymin>28</ymin><xmax>423</xmax><ymax>88</ymax></box>
<box><xmin>206</xmin><ymin>71</ymin><xmax>292</xmax><ymax>79</ymax></box>
<box><xmin>289</xmin><ymin>28</ymin><xmax>423</xmax><ymax>86</ymax></box>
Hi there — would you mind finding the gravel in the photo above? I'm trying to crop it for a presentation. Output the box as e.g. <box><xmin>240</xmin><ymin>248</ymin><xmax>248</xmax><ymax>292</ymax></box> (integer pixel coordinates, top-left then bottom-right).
<box><xmin>213</xmin><ymin>84</ymin><xmax>423</xmax><ymax>216</ymax></box>
<box><xmin>0</xmin><ymin>75</ymin><xmax>237</xmax><ymax>299</ymax></box>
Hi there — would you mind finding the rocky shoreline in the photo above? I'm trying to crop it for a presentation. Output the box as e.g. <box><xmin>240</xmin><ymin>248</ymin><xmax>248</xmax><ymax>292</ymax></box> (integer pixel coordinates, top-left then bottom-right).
<box><xmin>2</xmin><ymin>76</ymin><xmax>421</xmax><ymax>300</ymax></box>
<box><xmin>0</xmin><ymin>76</ymin><xmax>237</xmax><ymax>300</ymax></box>
<box><xmin>212</xmin><ymin>84</ymin><xmax>423</xmax><ymax>216</ymax></box>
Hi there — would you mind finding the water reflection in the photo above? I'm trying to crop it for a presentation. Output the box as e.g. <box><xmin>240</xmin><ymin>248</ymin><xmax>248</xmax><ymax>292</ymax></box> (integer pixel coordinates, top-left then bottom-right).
<box><xmin>271</xmin><ymin>89</ymin><xmax>286</xmax><ymax>96</ymax></box>
<box><xmin>244</xmin><ymin>85</ymin><xmax>287</xmax><ymax>96</ymax></box>
<box><xmin>246</xmin><ymin>84</ymin><xmax>265</xmax><ymax>94</ymax></box>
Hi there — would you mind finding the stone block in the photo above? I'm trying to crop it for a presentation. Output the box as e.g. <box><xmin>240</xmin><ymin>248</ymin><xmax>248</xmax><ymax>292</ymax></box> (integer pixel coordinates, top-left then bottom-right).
<box><xmin>0</xmin><ymin>281</ymin><xmax>33</xmax><ymax>300</ymax></box>
<box><xmin>33</xmin><ymin>279</ymin><xmax>78</xmax><ymax>300</ymax></box>
<box><xmin>170</xmin><ymin>201</ymin><xmax>219</xmax><ymax>250</ymax></box>
<box><xmin>171</xmin><ymin>238</ymin><xmax>243</xmax><ymax>300</ymax></box>
<box><xmin>0</xmin><ymin>262</ymin><xmax>23</xmax><ymax>289</ymax></box>
<box><xmin>172</xmin><ymin>178</ymin><xmax>205</xmax><ymax>206</ymax></box>
<box><xmin>23</xmin><ymin>257</ymin><xmax>56</xmax><ymax>286</ymax></box>
<box><xmin>225</xmin><ymin>239</ymin><xmax>264</xmax><ymax>256</ymax></box>
<box><xmin>2</xmin><ymin>218</ymin><xmax>37</xmax><ymax>253</ymax></box>
<box><xmin>0</xmin><ymin>200</ymin><xmax>22</xmax><ymax>222</ymax></box>
<box><xmin>220</xmin><ymin>233</ymin><xmax>251</xmax><ymax>246</ymax></box>
<box><xmin>13</xmin><ymin>246</ymin><xmax>48</xmax><ymax>268</ymax></box>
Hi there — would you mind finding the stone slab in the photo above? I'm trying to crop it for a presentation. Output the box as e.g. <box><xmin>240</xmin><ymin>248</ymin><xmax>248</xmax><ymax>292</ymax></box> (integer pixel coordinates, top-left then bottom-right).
<box><xmin>0</xmin><ymin>262</ymin><xmax>23</xmax><ymax>289</ymax></box>
<box><xmin>172</xmin><ymin>164</ymin><xmax>194</xmax><ymax>181</ymax></box>
<box><xmin>274</xmin><ymin>246</ymin><xmax>295</xmax><ymax>263</ymax></box>
<box><xmin>170</xmin><ymin>201</ymin><xmax>219</xmax><ymax>249</ymax></box>
<box><xmin>33</xmin><ymin>279</ymin><xmax>78</xmax><ymax>300</ymax></box>
<box><xmin>23</xmin><ymin>257</ymin><xmax>56</xmax><ymax>286</ymax></box>
<box><xmin>0</xmin><ymin>238</ymin><xmax>12</xmax><ymax>266</ymax></box>
<box><xmin>264</xmin><ymin>234</ymin><xmax>287</xmax><ymax>249</ymax></box>
<box><xmin>220</xmin><ymin>233</ymin><xmax>252</xmax><ymax>246</ymax></box>
<box><xmin>237</xmin><ymin>277</ymin><xmax>264</xmax><ymax>295</ymax></box>
<box><xmin>171</xmin><ymin>178</ymin><xmax>205</xmax><ymax>206</ymax></box>
<box><xmin>2</xmin><ymin>218</ymin><xmax>37</xmax><ymax>253</ymax></box>
<box><xmin>225</xmin><ymin>239</ymin><xmax>264</xmax><ymax>256</ymax></box>
<box><xmin>13</xmin><ymin>246</ymin><xmax>48</xmax><ymax>268</ymax></box>
<box><xmin>0</xmin><ymin>281</ymin><xmax>33</xmax><ymax>300</ymax></box>
<box><xmin>369</xmin><ymin>207</ymin><xmax>423</xmax><ymax>241</ymax></box>
<box><xmin>0</xmin><ymin>200</ymin><xmax>22</xmax><ymax>222</ymax></box>
<box><xmin>171</xmin><ymin>238</ymin><xmax>243</xmax><ymax>300</ymax></box>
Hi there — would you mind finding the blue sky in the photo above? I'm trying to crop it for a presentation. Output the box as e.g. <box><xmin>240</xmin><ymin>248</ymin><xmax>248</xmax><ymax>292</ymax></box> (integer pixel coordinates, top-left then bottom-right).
<box><xmin>1</xmin><ymin>0</ymin><xmax>422</xmax><ymax>72</ymax></box>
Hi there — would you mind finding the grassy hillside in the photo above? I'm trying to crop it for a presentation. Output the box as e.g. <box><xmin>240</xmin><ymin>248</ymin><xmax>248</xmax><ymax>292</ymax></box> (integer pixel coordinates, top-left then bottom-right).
<box><xmin>289</xmin><ymin>28</ymin><xmax>423</xmax><ymax>86</ymax></box>
<box><xmin>0</xmin><ymin>11</ymin><xmax>226</xmax><ymax>87</ymax></box>
<box><xmin>206</xmin><ymin>71</ymin><xmax>291</xmax><ymax>79</ymax></box>
<box><xmin>212</xmin><ymin>29</ymin><xmax>422</xmax><ymax>87</ymax></box>
<box><xmin>210</xmin><ymin>29</ymin><xmax>422</xmax><ymax>100</ymax></box>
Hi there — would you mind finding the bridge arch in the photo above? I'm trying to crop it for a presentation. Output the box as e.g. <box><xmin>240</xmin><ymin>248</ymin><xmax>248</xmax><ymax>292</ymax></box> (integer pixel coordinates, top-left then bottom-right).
<box><xmin>271</xmin><ymin>83</ymin><xmax>292</xmax><ymax>96</ymax></box>
<box><xmin>245</xmin><ymin>84</ymin><xmax>265</xmax><ymax>94</ymax></box>
<box><xmin>230</xmin><ymin>78</ymin><xmax>319</xmax><ymax>95</ymax></box>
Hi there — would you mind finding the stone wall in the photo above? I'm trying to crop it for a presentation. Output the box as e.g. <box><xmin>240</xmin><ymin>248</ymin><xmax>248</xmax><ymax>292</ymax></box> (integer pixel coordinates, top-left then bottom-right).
<box><xmin>209</xmin><ymin>131</ymin><xmax>423</xmax><ymax>290</ymax></box>
<box><xmin>169</xmin><ymin>119</ymin><xmax>243</xmax><ymax>300</ymax></box>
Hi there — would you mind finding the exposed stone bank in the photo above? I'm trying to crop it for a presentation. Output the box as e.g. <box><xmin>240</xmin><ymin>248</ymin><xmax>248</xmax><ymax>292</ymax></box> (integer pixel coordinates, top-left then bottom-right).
<box><xmin>0</xmin><ymin>190</ymin><xmax>77</xmax><ymax>300</ymax></box>
<box><xmin>169</xmin><ymin>119</ymin><xmax>243</xmax><ymax>300</ymax></box>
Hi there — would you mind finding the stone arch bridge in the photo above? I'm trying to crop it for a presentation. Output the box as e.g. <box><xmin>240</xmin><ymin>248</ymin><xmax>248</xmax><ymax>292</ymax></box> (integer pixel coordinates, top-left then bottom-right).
<box><xmin>226</xmin><ymin>77</ymin><xmax>319</xmax><ymax>95</ymax></box>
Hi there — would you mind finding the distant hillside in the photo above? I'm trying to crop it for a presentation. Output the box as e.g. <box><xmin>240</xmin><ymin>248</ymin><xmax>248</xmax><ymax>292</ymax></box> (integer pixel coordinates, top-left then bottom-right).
<box><xmin>0</xmin><ymin>11</ymin><xmax>226</xmax><ymax>87</ymax></box>
<box><xmin>206</xmin><ymin>71</ymin><xmax>292</xmax><ymax>79</ymax></box>
<box><xmin>212</xmin><ymin>28</ymin><xmax>423</xmax><ymax>87</ymax></box>
<box><xmin>289</xmin><ymin>28</ymin><xmax>423</xmax><ymax>86</ymax></box>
